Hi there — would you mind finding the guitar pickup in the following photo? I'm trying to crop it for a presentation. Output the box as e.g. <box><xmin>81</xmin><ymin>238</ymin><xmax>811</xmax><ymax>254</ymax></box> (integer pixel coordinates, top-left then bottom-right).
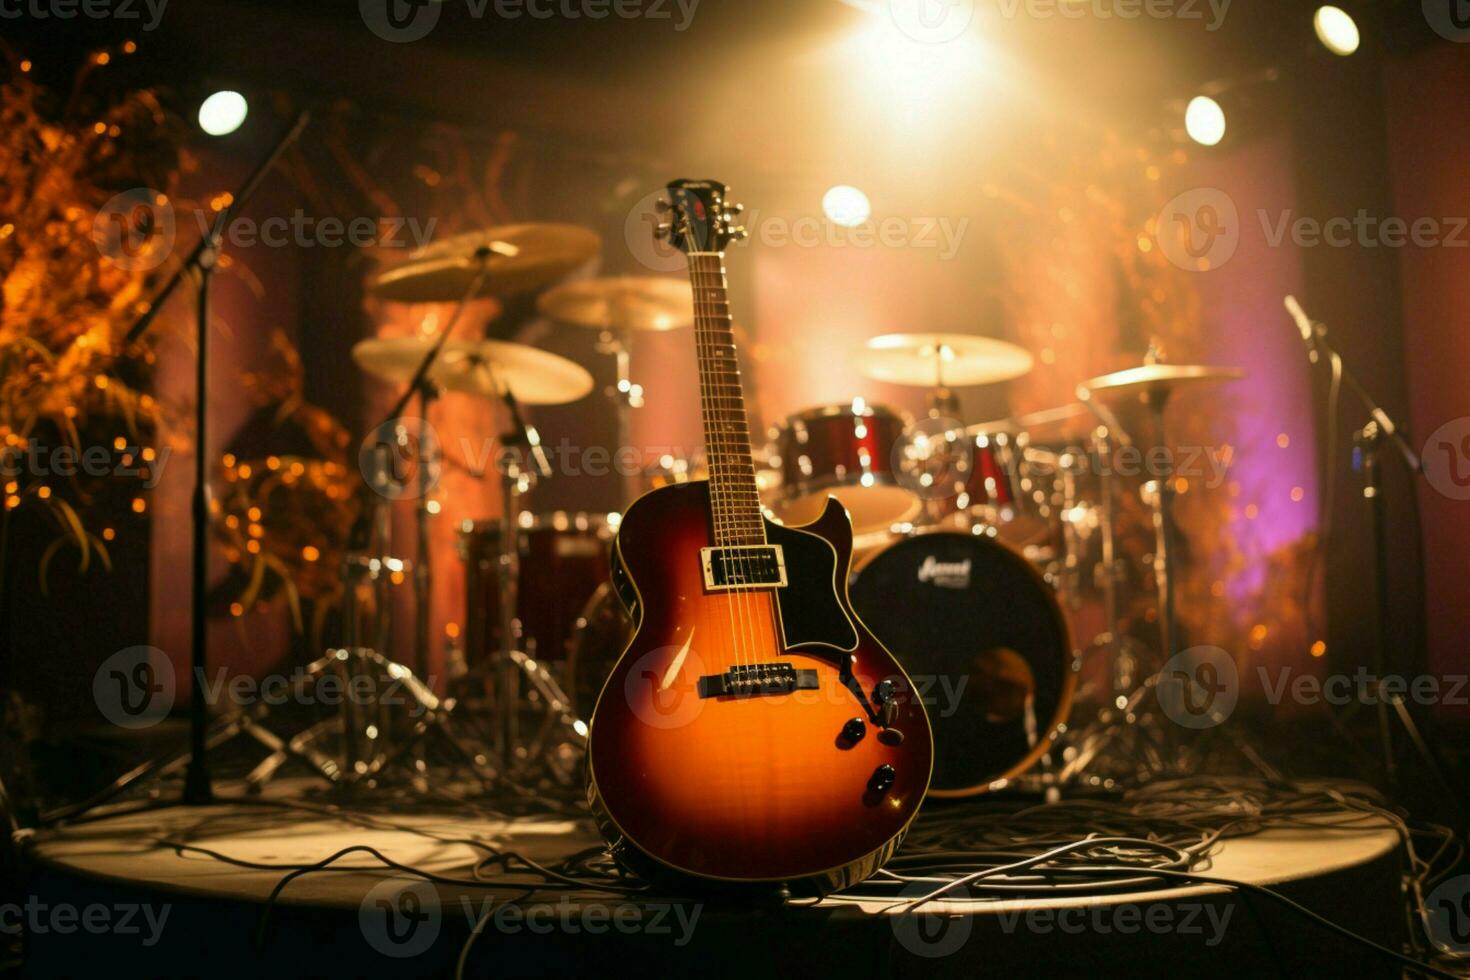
<box><xmin>698</xmin><ymin>663</ymin><xmax>818</xmax><ymax>699</ymax></box>
<box><xmin>700</xmin><ymin>545</ymin><xmax>787</xmax><ymax>591</ymax></box>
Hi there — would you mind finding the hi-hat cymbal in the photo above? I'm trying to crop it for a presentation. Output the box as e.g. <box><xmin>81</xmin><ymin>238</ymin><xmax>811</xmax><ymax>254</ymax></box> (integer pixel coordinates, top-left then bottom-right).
<box><xmin>371</xmin><ymin>224</ymin><xmax>601</xmax><ymax>303</ymax></box>
<box><xmin>537</xmin><ymin>276</ymin><xmax>695</xmax><ymax>332</ymax></box>
<box><xmin>352</xmin><ymin>336</ymin><xmax>594</xmax><ymax>405</ymax></box>
<box><xmin>1082</xmin><ymin>363</ymin><xmax>1245</xmax><ymax>397</ymax></box>
<box><xmin>859</xmin><ymin>333</ymin><xmax>1035</xmax><ymax>388</ymax></box>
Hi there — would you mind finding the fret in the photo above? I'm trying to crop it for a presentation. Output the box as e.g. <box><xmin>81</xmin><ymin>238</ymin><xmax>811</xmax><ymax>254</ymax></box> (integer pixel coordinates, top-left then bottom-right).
<box><xmin>688</xmin><ymin>249</ymin><xmax>764</xmax><ymax>547</ymax></box>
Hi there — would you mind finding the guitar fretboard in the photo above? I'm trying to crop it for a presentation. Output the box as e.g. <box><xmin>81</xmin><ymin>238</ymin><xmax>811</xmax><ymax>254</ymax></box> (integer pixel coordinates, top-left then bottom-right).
<box><xmin>688</xmin><ymin>252</ymin><xmax>765</xmax><ymax>547</ymax></box>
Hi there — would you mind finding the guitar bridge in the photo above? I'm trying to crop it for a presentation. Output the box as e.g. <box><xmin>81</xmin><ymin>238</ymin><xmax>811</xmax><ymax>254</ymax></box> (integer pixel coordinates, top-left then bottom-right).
<box><xmin>700</xmin><ymin>545</ymin><xmax>787</xmax><ymax>591</ymax></box>
<box><xmin>698</xmin><ymin>663</ymin><xmax>818</xmax><ymax>699</ymax></box>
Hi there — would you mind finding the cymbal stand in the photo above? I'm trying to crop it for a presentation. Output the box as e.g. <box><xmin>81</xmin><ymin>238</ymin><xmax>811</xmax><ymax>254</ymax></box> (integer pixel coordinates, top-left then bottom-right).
<box><xmin>1042</xmin><ymin>424</ymin><xmax>1172</xmax><ymax>791</ymax></box>
<box><xmin>485</xmin><ymin>376</ymin><xmax>554</xmax><ymax>771</ymax></box>
<box><xmin>267</xmin><ymin>250</ymin><xmax>507</xmax><ymax>792</ymax></box>
<box><xmin>596</xmin><ymin>327</ymin><xmax>644</xmax><ymax>508</ymax></box>
<box><xmin>1144</xmin><ymin>386</ymin><xmax>1180</xmax><ymax>664</ymax></box>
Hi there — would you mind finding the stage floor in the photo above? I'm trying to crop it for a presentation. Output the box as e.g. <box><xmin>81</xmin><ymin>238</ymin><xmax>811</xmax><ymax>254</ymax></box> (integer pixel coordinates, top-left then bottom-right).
<box><xmin>20</xmin><ymin>787</ymin><xmax>1407</xmax><ymax>979</ymax></box>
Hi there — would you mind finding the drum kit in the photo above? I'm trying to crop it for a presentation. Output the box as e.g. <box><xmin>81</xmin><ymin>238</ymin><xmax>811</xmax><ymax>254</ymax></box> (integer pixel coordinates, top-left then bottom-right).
<box><xmin>287</xmin><ymin>221</ymin><xmax>1247</xmax><ymax>799</ymax></box>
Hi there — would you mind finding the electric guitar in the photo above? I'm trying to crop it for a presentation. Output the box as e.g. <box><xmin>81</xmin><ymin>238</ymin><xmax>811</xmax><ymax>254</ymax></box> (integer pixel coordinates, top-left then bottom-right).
<box><xmin>585</xmin><ymin>179</ymin><xmax>933</xmax><ymax>896</ymax></box>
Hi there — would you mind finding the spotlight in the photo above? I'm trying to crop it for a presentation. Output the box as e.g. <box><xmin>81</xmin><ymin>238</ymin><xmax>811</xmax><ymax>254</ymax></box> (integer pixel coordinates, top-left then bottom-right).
<box><xmin>822</xmin><ymin>186</ymin><xmax>871</xmax><ymax>228</ymax></box>
<box><xmin>198</xmin><ymin>91</ymin><xmax>248</xmax><ymax>136</ymax></box>
<box><xmin>1184</xmin><ymin>96</ymin><xmax>1227</xmax><ymax>147</ymax></box>
<box><xmin>1313</xmin><ymin>6</ymin><xmax>1360</xmax><ymax>56</ymax></box>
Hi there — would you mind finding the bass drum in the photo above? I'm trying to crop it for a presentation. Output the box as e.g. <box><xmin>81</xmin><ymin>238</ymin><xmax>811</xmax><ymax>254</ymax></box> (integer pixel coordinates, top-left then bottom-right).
<box><xmin>565</xmin><ymin>581</ymin><xmax>634</xmax><ymax>722</ymax></box>
<box><xmin>849</xmin><ymin>531</ymin><xmax>1078</xmax><ymax>797</ymax></box>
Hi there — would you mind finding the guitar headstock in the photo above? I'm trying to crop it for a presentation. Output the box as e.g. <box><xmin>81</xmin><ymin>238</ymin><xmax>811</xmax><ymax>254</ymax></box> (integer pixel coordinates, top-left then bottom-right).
<box><xmin>656</xmin><ymin>178</ymin><xmax>747</xmax><ymax>255</ymax></box>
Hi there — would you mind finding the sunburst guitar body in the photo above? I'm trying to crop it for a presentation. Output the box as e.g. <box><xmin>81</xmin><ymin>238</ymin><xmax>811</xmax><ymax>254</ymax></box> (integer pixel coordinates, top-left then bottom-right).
<box><xmin>585</xmin><ymin>179</ymin><xmax>933</xmax><ymax>896</ymax></box>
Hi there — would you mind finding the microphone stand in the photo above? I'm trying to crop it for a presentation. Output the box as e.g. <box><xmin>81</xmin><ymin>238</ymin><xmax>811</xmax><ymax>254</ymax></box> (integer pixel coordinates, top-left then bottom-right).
<box><xmin>1282</xmin><ymin>297</ymin><xmax>1449</xmax><ymax>794</ymax></box>
<box><xmin>123</xmin><ymin>110</ymin><xmax>311</xmax><ymax>806</ymax></box>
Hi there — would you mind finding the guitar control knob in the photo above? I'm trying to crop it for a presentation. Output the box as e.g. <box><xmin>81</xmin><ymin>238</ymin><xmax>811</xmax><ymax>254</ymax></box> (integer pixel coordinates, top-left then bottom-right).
<box><xmin>868</xmin><ymin>764</ymin><xmax>896</xmax><ymax>793</ymax></box>
<box><xmin>872</xmin><ymin>679</ymin><xmax>898</xmax><ymax>727</ymax></box>
<box><xmin>878</xmin><ymin>728</ymin><xmax>904</xmax><ymax>746</ymax></box>
<box><xmin>841</xmin><ymin>717</ymin><xmax>867</xmax><ymax>743</ymax></box>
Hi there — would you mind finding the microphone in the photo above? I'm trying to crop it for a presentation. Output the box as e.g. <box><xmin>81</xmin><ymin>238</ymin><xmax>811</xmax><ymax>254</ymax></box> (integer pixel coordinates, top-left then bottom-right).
<box><xmin>1283</xmin><ymin>295</ymin><xmax>1316</xmax><ymax>347</ymax></box>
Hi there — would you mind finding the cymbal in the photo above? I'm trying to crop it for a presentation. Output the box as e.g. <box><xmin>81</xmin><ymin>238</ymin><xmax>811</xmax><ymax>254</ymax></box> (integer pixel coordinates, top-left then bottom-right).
<box><xmin>537</xmin><ymin>276</ymin><xmax>694</xmax><ymax>332</ymax></box>
<box><xmin>371</xmin><ymin>224</ymin><xmax>600</xmax><ymax>303</ymax></box>
<box><xmin>859</xmin><ymin>333</ymin><xmax>1034</xmax><ymax>388</ymax></box>
<box><xmin>965</xmin><ymin>403</ymin><xmax>1094</xmax><ymax>441</ymax></box>
<box><xmin>352</xmin><ymin>336</ymin><xmax>594</xmax><ymax>405</ymax></box>
<box><xmin>1082</xmin><ymin>363</ymin><xmax>1245</xmax><ymax>397</ymax></box>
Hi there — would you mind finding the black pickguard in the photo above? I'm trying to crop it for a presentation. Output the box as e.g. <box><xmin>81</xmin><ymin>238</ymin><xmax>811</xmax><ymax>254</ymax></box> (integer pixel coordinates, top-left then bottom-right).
<box><xmin>765</xmin><ymin>518</ymin><xmax>860</xmax><ymax>656</ymax></box>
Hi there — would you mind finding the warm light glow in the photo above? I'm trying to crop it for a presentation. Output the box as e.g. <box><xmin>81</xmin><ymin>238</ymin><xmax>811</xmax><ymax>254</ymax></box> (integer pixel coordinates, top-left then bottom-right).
<box><xmin>823</xmin><ymin>186</ymin><xmax>871</xmax><ymax>228</ymax></box>
<box><xmin>1185</xmin><ymin>96</ymin><xmax>1227</xmax><ymax>147</ymax></box>
<box><xmin>839</xmin><ymin>13</ymin><xmax>991</xmax><ymax>131</ymax></box>
<box><xmin>1314</xmin><ymin>6</ymin><xmax>1360</xmax><ymax>56</ymax></box>
<box><xmin>198</xmin><ymin>91</ymin><xmax>248</xmax><ymax>136</ymax></box>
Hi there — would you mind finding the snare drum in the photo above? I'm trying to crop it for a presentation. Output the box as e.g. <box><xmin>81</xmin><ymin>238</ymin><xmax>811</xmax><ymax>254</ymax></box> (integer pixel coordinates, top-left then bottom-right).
<box><xmin>767</xmin><ymin>402</ymin><xmax>922</xmax><ymax>538</ymax></box>
<box><xmin>459</xmin><ymin>512</ymin><xmax>613</xmax><ymax>666</ymax></box>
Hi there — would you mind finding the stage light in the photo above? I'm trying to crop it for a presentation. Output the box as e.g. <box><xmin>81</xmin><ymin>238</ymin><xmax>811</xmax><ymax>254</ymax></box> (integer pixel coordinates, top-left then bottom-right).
<box><xmin>837</xmin><ymin>12</ymin><xmax>991</xmax><ymax>132</ymax></box>
<box><xmin>823</xmin><ymin>186</ymin><xmax>871</xmax><ymax>228</ymax></box>
<box><xmin>1313</xmin><ymin>6</ymin><xmax>1360</xmax><ymax>56</ymax></box>
<box><xmin>198</xmin><ymin>91</ymin><xmax>248</xmax><ymax>136</ymax></box>
<box><xmin>1184</xmin><ymin>96</ymin><xmax>1226</xmax><ymax>147</ymax></box>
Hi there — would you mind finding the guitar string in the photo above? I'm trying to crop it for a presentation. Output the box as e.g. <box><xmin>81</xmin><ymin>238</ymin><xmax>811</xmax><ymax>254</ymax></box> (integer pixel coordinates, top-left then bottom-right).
<box><xmin>702</xmin><ymin>249</ymin><xmax>758</xmax><ymax>674</ymax></box>
<box><xmin>689</xmin><ymin>245</ymin><xmax>746</xmax><ymax>670</ymax></box>
<box><xmin>696</xmin><ymin>247</ymin><xmax>760</xmax><ymax>671</ymax></box>
<box><xmin>702</xmin><ymin>248</ymin><xmax>770</xmax><ymax>675</ymax></box>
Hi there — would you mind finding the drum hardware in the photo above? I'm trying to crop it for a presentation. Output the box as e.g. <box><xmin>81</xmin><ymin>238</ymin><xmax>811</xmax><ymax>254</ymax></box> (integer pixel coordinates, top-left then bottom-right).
<box><xmin>537</xmin><ymin>276</ymin><xmax>695</xmax><ymax>506</ymax></box>
<box><xmin>322</xmin><ymin>238</ymin><xmax>592</xmax><ymax>790</ymax></box>
<box><xmin>370</xmin><ymin>223</ymin><xmax>601</xmax><ymax>304</ymax></box>
<box><xmin>858</xmin><ymin>332</ymin><xmax>1035</xmax><ymax>389</ymax></box>
<box><xmin>1081</xmin><ymin>355</ymin><xmax>1245</xmax><ymax>664</ymax></box>
<box><xmin>350</xmin><ymin>336</ymin><xmax>596</xmax><ymax>407</ymax></box>
<box><xmin>459</xmin><ymin>512</ymin><xmax>613</xmax><ymax>672</ymax></box>
<box><xmin>849</xmin><ymin>529</ymin><xmax>1080</xmax><ymax>798</ymax></box>
<box><xmin>766</xmin><ymin>401</ymin><xmax>923</xmax><ymax>539</ymax></box>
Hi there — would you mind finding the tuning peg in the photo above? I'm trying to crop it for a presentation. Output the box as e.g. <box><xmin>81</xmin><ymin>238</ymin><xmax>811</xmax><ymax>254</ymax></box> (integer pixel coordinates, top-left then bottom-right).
<box><xmin>654</xmin><ymin>198</ymin><xmax>672</xmax><ymax>213</ymax></box>
<box><xmin>654</xmin><ymin>223</ymin><xmax>672</xmax><ymax>240</ymax></box>
<box><xmin>729</xmin><ymin>227</ymin><xmax>749</xmax><ymax>241</ymax></box>
<box><xmin>727</xmin><ymin>203</ymin><xmax>745</xmax><ymax>215</ymax></box>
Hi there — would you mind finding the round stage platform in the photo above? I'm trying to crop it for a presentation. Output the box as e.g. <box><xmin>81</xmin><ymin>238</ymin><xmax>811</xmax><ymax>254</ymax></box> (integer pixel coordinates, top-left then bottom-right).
<box><xmin>20</xmin><ymin>792</ymin><xmax>1406</xmax><ymax>978</ymax></box>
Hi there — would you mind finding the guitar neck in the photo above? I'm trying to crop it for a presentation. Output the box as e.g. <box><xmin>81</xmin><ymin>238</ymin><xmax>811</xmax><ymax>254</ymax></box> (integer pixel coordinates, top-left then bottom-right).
<box><xmin>688</xmin><ymin>251</ymin><xmax>764</xmax><ymax>547</ymax></box>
